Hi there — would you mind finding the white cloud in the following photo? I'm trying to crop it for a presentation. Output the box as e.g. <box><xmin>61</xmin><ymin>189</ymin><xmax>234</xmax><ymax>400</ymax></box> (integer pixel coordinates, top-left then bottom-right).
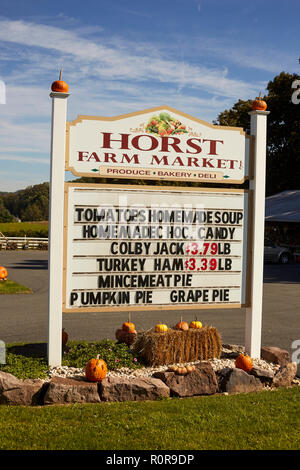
<box><xmin>0</xmin><ymin>16</ymin><xmax>288</xmax><ymax>189</ymax></box>
<box><xmin>0</xmin><ymin>155</ymin><xmax>49</xmax><ymax>164</ymax></box>
<box><xmin>0</xmin><ymin>19</ymin><xmax>260</xmax><ymax>100</ymax></box>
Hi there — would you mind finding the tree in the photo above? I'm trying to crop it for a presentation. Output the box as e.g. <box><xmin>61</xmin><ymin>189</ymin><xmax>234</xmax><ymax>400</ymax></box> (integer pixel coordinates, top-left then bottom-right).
<box><xmin>0</xmin><ymin>197</ymin><xmax>14</xmax><ymax>222</ymax></box>
<box><xmin>214</xmin><ymin>72</ymin><xmax>300</xmax><ymax>196</ymax></box>
<box><xmin>1</xmin><ymin>182</ymin><xmax>49</xmax><ymax>221</ymax></box>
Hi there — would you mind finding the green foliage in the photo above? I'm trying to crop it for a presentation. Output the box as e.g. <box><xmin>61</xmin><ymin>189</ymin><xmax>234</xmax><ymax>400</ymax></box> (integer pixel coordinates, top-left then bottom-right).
<box><xmin>0</xmin><ymin>344</ymin><xmax>49</xmax><ymax>379</ymax></box>
<box><xmin>1</xmin><ymin>182</ymin><xmax>49</xmax><ymax>221</ymax></box>
<box><xmin>0</xmin><ymin>340</ymin><xmax>143</xmax><ymax>380</ymax></box>
<box><xmin>0</xmin><ymin>197</ymin><xmax>14</xmax><ymax>223</ymax></box>
<box><xmin>62</xmin><ymin>340</ymin><xmax>142</xmax><ymax>370</ymax></box>
<box><xmin>0</xmin><ymin>388</ymin><xmax>299</xmax><ymax>449</ymax></box>
<box><xmin>213</xmin><ymin>98</ymin><xmax>252</xmax><ymax>133</ymax></box>
<box><xmin>214</xmin><ymin>72</ymin><xmax>300</xmax><ymax>196</ymax></box>
<box><xmin>265</xmin><ymin>72</ymin><xmax>300</xmax><ymax>195</ymax></box>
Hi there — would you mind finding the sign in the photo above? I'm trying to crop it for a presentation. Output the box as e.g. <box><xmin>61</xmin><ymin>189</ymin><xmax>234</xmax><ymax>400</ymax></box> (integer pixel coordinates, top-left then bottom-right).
<box><xmin>66</xmin><ymin>106</ymin><xmax>250</xmax><ymax>184</ymax></box>
<box><xmin>48</xmin><ymin>85</ymin><xmax>269</xmax><ymax>366</ymax></box>
<box><xmin>63</xmin><ymin>184</ymin><xmax>250</xmax><ymax>312</ymax></box>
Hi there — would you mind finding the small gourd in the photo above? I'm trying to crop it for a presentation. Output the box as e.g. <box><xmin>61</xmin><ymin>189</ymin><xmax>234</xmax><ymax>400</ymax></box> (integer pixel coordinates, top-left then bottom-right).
<box><xmin>176</xmin><ymin>366</ymin><xmax>188</xmax><ymax>375</ymax></box>
<box><xmin>189</xmin><ymin>318</ymin><xmax>202</xmax><ymax>329</ymax></box>
<box><xmin>155</xmin><ymin>323</ymin><xmax>168</xmax><ymax>333</ymax></box>
<box><xmin>175</xmin><ymin>316</ymin><xmax>189</xmax><ymax>331</ymax></box>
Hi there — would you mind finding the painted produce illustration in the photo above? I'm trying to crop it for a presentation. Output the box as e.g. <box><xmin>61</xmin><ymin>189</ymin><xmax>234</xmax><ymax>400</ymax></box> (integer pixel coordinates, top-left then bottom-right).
<box><xmin>145</xmin><ymin>112</ymin><xmax>188</xmax><ymax>136</ymax></box>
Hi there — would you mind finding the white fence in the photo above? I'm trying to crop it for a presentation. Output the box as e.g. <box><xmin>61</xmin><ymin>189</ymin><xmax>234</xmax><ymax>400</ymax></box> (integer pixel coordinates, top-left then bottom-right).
<box><xmin>0</xmin><ymin>236</ymin><xmax>48</xmax><ymax>250</ymax></box>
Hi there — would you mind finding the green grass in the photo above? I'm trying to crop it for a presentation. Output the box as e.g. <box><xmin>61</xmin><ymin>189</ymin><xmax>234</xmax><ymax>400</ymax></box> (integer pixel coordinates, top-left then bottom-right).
<box><xmin>0</xmin><ymin>387</ymin><xmax>299</xmax><ymax>450</ymax></box>
<box><xmin>0</xmin><ymin>279</ymin><xmax>32</xmax><ymax>295</ymax></box>
<box><xmin>0</xmin><ymin>340</ymin><xmax>143</xmax><ymax>380</ymax></box>
<box><xmin>0</xmin><ymin>343</ymin><xmax>49</xmax><ymax>379</ymax></box>
<box><xmin>0</xmin><ymin>341</ymin><xmax>299</xmax><ymax>450</ymax></box>
<box><xmin>0</xmin><ymin>221</ymin><xmax>48</xmax><ymax>237</ymax></box>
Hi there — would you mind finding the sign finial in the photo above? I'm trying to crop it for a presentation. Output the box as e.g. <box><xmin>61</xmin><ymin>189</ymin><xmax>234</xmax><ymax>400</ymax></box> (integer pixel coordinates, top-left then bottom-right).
<box><xmin>252</xmin><ymin>92</ymin><xmax>267</xmax><ymax>111</ymax></box>
<box><xmin>51</xmin><ymin>69</ymin><xmax>69</xmax><ymax>93</ymax></box>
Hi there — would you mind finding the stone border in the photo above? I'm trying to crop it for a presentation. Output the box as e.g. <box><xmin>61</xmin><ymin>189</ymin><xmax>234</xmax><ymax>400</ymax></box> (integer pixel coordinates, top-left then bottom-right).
<box><xmin>0</xmin><ymin>346</ymin><xmax>298</xmax><ymax>406</ymax></box>
<box><xmin>0</xmin><ymin>360</ymin><xmax>298</xmax><ymax>406</ymax></box>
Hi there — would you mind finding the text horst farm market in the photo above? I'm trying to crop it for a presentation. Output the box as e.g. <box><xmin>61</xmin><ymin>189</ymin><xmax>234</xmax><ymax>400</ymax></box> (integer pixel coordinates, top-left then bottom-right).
<box><xmin>77</xmin><ymin>133</ymin><xmax>242</xmax><ymax>171</ymax></box>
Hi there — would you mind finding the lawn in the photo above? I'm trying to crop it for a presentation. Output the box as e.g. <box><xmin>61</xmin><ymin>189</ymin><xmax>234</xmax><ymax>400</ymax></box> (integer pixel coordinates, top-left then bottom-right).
<box><xmin>0</xmin><ymin>387</ymin><xmax>299</xmax><ymax>450</ymax></box>
<box><xmin>0</xmin><ymin>279</ymin><xmax>32</xmax><ymax>295</ymax></box>
<box><xmin>1</xmin><ymin>341</ymin><xmax>299</xmax><ymax>450</ymax></box>
<box><xmin>0</xmin><ymin>221</ymin><xmax>48</xmax><ymax>237</ymax></box>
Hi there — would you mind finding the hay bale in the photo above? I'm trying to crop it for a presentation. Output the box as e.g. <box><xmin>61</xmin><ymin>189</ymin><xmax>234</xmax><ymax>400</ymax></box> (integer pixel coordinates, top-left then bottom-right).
<box><xmin>133</xmin><ymin>326</ymin><xmax>222</xmax><ymax>366</ymax></box>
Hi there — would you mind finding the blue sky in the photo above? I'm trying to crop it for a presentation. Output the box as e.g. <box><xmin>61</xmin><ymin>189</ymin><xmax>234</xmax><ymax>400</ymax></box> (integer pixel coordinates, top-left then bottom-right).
<box><xmin>0</xmin><ymin>0</ymin><xmax>299</xmax><ymax>192</ymax></box>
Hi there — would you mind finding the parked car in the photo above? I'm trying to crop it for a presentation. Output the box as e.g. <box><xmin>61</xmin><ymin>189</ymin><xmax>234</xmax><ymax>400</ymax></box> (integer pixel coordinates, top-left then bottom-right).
<box><xmin>264</xmin><ymin>239</ymin><xmax>292</xmax><ymax>264</ymax></box>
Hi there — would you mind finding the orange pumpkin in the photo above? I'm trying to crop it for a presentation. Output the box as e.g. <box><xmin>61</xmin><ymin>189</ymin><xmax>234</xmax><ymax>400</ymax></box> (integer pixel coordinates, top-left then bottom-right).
<box><xmin>115</xmin><ymin>328</ymin><xmax>137</xmax><ymax>345</ymax></box>
<box><xmin>252</xmin><ymin>92</ymin><xmax>267</xmax><ymax>111</ymax></box>
<box><xmin>62</xmin><ymin>328</ymin><xmax>68</xmax><ymax>347</ymax></box>
<box><xmin>189</xmin><ymin>320</ymin><xmax>202</xmax><ymax>329</ymax></box>
<box><xmin>0</xmin><ymin>266</ymin><xmax>8</xmax><ymax>280</ymax></box>
<box><xmin>175</xmin><ymin>316</ymin><xmax>189</xmax><ymax>331</ymax></box>
<box><xmin>51</xmin><ymin>69</ymin><xmax>69</xmax><ymax>93</ymax></box>
<box><xmin>155</xmin><ymin>323</ymin><xmax>168</xmax><ymax>333</ymax></box>
<box><xmin>85</xmin><ymin>355</ymin><xmax>107</xmax><ymax>382</ymax></box>
<box><xmin>122</xmin><ymin>313</ymin><xmax>136</xmax><ymax>333</ymax></box>
<box><xmin>235</xmin><ymin>353</ymin><xmax>253</xmax><ymax>372</ymax></box>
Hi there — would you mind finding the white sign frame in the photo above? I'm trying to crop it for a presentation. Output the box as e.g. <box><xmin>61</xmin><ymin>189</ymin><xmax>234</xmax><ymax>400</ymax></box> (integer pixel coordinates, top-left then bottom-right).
<box><xmin>48</xmin><ymin>91</ymin><xmax>268</xmax><ymax>365</ymax></box>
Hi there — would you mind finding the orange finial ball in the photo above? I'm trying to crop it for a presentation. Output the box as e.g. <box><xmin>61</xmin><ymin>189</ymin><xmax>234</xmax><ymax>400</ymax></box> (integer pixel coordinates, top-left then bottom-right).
<box><xmin>252</xmin><ymin>92</ymin><xmax>267</xmax><ymax>111</ymax></box>
<box><xmin>51</xmin><ymin>69</ymin><xmax>69</xmax><ymax>93</ymax></box>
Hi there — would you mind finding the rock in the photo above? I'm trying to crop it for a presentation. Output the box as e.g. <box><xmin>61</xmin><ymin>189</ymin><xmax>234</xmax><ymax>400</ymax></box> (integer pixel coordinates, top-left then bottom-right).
<box><xmin>218</xmin><ymin>368</ymin><xmax>263</xmax><ymax>394</ymax></box>
<box><xmin>100</xmin><ymin>376</ymin><xmax>170</xmax><ymax>402</ymax></box>
<box><xmin>249</xmin><ymin>366</ymin><xmax>274</xmax><ymax>384</ymax></box>
<box><xmin>44</xmin><ymin>376</ymin><xmax>100</xmax><ymax>405</ymax></box>
<box><xmin>261</xmin><ymin>346</ymin><xmax>290</xmax><ymax>367</ymax></box>
<box><xmin>221</xmin><ymin>344</ymin><xmax>244</xmax><ymax>359</ymax></box>
<box><xmin>215</xmin><ymin>367</ymin><xmax>232</xmax><ymax>390</ymax></box>
<box><xmin>222</xmin><ymin>344</ymin><xmax>245</xmax><ymax>353</ymax></box>
<box><xmin>273</xmin><ymin>362</ymin><xmax>297</xmax><ymax>388</ymax></box>
<box><xmin>0</xmin><ymin>371</ymin><xmax>22</xmax><ymax>391</ymax></box>
<box><xmin>153</xmin><ymin>363</ymin><xmax>218</xmax><ymax>397</ymax></box>
<box><xmin>0</xmin><ymin>372</ymin><xmax>45</xmax><ymax>405</ymax></box>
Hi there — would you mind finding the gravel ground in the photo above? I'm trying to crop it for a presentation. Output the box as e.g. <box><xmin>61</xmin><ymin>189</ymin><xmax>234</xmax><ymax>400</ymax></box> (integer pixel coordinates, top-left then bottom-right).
<box><xmin>47</xmin><ymin>344</ymin><xmax>300</xmax><ymax>383</ymax></box>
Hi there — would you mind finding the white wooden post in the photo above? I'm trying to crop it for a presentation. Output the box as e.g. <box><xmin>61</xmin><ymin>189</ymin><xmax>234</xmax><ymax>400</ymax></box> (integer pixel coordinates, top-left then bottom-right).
<box><xmin>245</xmin><ymin>109</ymin><xmax>269</xmax><ymax>358</ymax></box>
<box><xmin>48</xmin><ymin>90</ymin><xmax>69</xmax><ymax>366</ymax></box>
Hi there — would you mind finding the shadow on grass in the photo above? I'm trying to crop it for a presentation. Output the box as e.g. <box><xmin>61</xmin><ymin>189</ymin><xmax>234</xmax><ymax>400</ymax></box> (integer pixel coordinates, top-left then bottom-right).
<box><xmin>8</xmin><ymin>342</ymin><xmax>47</xmax><ymax>359</ymax></box>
